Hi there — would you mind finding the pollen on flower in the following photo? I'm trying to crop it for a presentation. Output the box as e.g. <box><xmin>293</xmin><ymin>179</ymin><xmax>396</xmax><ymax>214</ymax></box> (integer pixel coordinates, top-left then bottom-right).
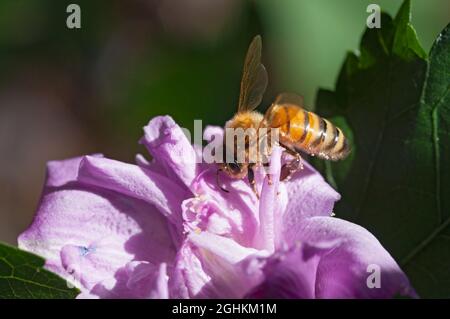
<box><xmin>181</xmin><ymin>194</ymin><xmax>232</xmax><ymax>236</ymax></box>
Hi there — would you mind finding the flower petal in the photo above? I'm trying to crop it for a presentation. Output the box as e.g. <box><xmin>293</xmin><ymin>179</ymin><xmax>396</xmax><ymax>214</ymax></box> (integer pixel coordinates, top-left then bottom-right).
<box><xmin>18</xmin><ymin>158</ymin><xmax>176</xmax><ymax>297</ymax></box>
<box><xmin>78</xmin><ymin>155</ymin><xmax>188</xmax><ymax>226</ymax></box>
<box><xmin>287</xmin><ymin>216</ymin><xmax>417</xmax><ymax>298</ymax></box>
<box><xmin>169</xmin><ymin>233</ymin><xmax>261</xmax><ymax>298</ymax></box>
<box><xmin>189</xmin><ymin>231</ymin><xmax>259</xmax><ymax>265</ymax></box>
<box><xmin>190</xmin><ymin>232</ymin><xmax>262</xmax><ymax>298</ymax></box>
<box><xmin>46</xmin><ymin>154</ymin><xmax>101</xmax><ymax>187</ymax></box>
<box><xmin>140</xmin><ymin>116</ymin><xmax>197</xmax><ymax>188</ymax></box>
<box><xmin>282</xmin><ymin>161</ymin><xmax>340</xmax><ymax>241</ymax></box>
<box><xmin>80</xmin><ymin>261</ymin><xmax>169</xmax><ymax>299</ymax></box>
<box><xmin>124</xmin><ymin>261</ymin><xmax>169</xmax><ymax>298</ymax></box>
<box><xmin>256</xmin><ymin>146</ymin><xmax>284</xmax><ymax>252</ymax></box>
<box><xmin>245</xmin><ymin>241</ymin><xmax>336</xmax><ymax>298</ymax></box>
<box><xmin>168</xmin><ymin>242</ymin><xmax>208</xmax><ymax>298</ymax></box>
<box><xmin>190</xmin><ymin>168</ymin><xmax>259</xmax><ymax>247</ymax></box>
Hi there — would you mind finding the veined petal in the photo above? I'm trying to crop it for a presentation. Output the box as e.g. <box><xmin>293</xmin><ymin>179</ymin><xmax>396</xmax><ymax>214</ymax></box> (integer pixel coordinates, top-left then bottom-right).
<box><xmin>18</xmin><ymin>157</ymin><xmax>176</xmax><ymax>298</ymax></box>
<box><xmin>78</xmin><ymin>155</ymin><xmax>188</xmax><ymax>226</ymax></box>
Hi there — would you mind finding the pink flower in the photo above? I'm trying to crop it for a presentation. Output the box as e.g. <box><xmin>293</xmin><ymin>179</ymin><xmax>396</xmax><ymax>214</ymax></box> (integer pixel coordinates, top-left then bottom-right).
<box><xmin>18</xmin><ymin>116</ymin><xmax>416</xmax><ymax>298</ymax></box>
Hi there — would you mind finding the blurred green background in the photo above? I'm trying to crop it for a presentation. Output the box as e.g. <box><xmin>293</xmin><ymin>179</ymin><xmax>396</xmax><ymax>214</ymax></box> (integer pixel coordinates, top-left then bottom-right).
<box><xmin>0</xmin><ymin>0</ymin><xmax>448</xmax><ymax>244</ymax></box>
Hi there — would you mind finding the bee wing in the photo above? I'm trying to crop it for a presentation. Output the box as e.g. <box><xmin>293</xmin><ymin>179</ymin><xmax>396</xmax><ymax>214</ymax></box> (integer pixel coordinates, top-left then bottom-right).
<box><xmin>273</xmin><ymin>92</ymin><xmax>304</xmax><ymax>107</ymax></box>
<box><xmin>238</xmin><ymin>35</ymin><xmax>268</xmax><ymax>113</ymax></box>
<box><xmin>262</xmin><ymin>92</ymin><xmax>305</xmax><ymax>128</ymax></box>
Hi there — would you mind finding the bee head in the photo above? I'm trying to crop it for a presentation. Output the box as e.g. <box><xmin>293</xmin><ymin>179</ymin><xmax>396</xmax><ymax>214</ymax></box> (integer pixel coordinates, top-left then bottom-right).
<box><xmin>221</xmin><ymin>161</ymin><xmax>248</xmax><ymax>179</ymax></box>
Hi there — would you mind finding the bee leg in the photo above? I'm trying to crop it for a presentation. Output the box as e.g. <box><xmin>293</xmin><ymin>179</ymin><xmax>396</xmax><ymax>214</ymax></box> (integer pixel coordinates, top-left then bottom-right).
<box><xmin>279</xmin><ymin>142</ymin><xmax>304</xmax><ymax>173</ymax></box>
<box><xmin>279</xmin><ymin>142</ymin><xmax>299</xmax><ymax>157</ymax></box>
<box><xmin>248</xmin><ymin>167</ymin><xmax>260</xmax><ymax>199</ymax></box>
<box><xmin>280</xmin><ymin>153</ymin><xmax>303</xmax><ymax>181</ymax></box>
<box><xmin>291</xmin><ymin>152</ymin><xmax>304</xmax><ymax>170</ymax></box>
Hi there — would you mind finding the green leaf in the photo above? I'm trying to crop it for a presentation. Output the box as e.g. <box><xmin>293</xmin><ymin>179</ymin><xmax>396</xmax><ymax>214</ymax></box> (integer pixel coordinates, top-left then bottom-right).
<box><xmin>0</xmin><ymin>242</ymin><xmax>79</xmax><ymax>299</ymax></box>
<box><xmin>315</xmin><ymin>0</ymin><xmax>450</xmax><ymax>298</ymax></box>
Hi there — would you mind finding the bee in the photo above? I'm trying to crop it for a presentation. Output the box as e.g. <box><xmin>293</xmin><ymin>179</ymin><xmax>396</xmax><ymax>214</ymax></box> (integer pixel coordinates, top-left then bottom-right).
<box><xmin>217</xmin><ymin>35</ymin><xmax>350</xmax><ymax>196</ymax></box>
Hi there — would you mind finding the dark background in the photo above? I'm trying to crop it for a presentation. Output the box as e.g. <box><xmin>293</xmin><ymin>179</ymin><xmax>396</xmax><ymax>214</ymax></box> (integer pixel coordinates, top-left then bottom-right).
<box><xmin>0</xmin><ymin>0</ymin><xmax>448</xmax><ymax>244</ymax></box>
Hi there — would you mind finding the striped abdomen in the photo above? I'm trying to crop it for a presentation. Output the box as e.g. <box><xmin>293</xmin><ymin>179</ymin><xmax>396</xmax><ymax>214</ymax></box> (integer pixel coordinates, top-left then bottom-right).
<box><xmin>266</xmin><ymin>104</ymin><xmax>350</xmax><ymax>160</ymax></box>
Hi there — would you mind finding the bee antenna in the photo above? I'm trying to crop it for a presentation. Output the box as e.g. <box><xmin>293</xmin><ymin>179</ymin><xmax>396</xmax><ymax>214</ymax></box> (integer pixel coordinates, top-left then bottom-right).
<box><xmin>216</xmin><ymin>169</ymin><xmax>230</xmax><ymax>193</ymax></box>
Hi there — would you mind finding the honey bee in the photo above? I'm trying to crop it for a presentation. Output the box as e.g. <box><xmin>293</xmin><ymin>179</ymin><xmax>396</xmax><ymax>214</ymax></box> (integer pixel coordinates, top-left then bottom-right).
<box><xmin>217</xmin><ymin>35</ymin><xmax>350</xmax><ymax>196</ymax></box>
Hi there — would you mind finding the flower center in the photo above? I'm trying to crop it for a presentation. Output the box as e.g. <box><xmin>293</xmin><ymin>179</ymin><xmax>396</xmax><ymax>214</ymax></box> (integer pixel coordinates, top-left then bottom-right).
<box><xmin>182</xmin><ymin>195</ymin><xmax>232</xmax><ymax>236</ymax></box>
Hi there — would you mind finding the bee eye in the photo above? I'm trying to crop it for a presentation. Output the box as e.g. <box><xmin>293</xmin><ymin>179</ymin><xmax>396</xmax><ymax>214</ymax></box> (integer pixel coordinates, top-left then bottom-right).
<box><xmin>228</xmin><ymin>162</ymin><xmax>241</xmax><ymax>174</ymax></box>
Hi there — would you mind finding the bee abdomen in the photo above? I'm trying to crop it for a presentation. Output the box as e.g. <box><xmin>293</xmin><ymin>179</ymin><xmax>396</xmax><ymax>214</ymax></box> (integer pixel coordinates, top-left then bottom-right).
<box><xmin>313</xmin><ymin>117</ymin><xmax>350</xmax><ymax>160</ymax></box>
<box><xmin>268</xmin><ymin>105</ymin><xmax>350</xmax><ymax>160</ymax></box>
<box><xmin>289</xmin><ymin>109</ymin><xmax>349</xmax><ymax>160</ymax></box>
